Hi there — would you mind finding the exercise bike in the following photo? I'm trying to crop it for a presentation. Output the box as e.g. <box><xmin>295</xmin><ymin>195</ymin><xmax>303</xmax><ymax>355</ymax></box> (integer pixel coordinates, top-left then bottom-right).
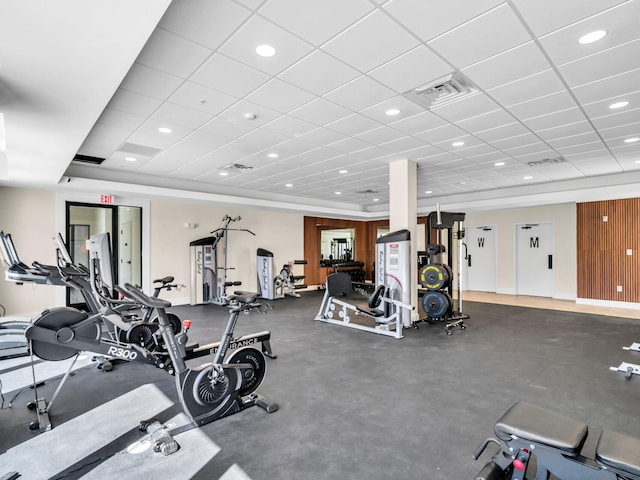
<box><xmin>472</xmin><ymin>401</ymin><xmax>640</xmax><ymax>480</ymax></box>
<box><xmin>24</xmin><ymin>284</ymin><xmax>277</xmax><ymax>431</ymax></box>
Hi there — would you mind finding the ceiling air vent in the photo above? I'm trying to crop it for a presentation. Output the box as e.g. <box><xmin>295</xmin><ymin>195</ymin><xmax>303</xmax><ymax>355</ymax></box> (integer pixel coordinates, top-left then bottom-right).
<box><xmin>356</xmin><ymin>189</ymin><xmax>378</xmax><ymax>194</ymax></box>
<box><xmin>403</xmin><ymin>72</ymin><xmax>478</xmax><ymax>110</ymax></box>
<box><xmin>72</xmin><ymin>154</ymin><xmax>105</xmax><ymax>165</ymax></box>
<box><xmin>526</xmin><ymin>156</ymin><xmax>567</xmax><ymax>167</ymax></box>
<box><xmin>221</xmin><ymin>163</ymin><xmax>254</xmax><ymax>172</ymax></box>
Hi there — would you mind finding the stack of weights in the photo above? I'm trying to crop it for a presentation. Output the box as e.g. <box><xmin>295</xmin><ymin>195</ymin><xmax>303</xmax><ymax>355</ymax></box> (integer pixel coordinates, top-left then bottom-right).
<box><xmin>419</xmin><ymin>245</ymin><xmax>453</xmax><ymax>320</ymax></box>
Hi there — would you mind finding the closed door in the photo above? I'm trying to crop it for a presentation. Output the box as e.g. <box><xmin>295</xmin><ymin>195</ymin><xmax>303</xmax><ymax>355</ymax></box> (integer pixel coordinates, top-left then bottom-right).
<box><xmin>516</xmin><ymin>223</ymin><xmax>553</xmax><ymax>297</ymax></box>
<box><xmin>464</xmin><ymin>225</ymin><xmax>496</xmax><ymax>292</ymax></box>
<box><xmin>119</xmin><ymin>221</ymin><xmax>132</xmax><ymax>285</ymax></box>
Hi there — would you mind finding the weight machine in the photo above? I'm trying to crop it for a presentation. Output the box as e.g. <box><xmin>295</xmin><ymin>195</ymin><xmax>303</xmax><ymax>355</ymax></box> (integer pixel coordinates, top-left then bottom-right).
<box><xmin>256</xmin><ymin>248</ymin><xmax>307</xmax><ymax>300</ymax></box>
<box><xmin>315</xmin><ymin>229</ymin><xmax>415</xmax><ymax>339</ymax></box>
<box><xmin>190</xmin><ymin>215</ymin><xmax>255</xmax><ymax>306</ymax></box>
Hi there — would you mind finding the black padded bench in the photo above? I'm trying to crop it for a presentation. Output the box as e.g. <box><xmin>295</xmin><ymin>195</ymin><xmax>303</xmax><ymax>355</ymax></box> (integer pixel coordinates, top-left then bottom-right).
<box><xmin>597</xmin><ymin>429</ymin><xmax>640</xmax><ymax>476</ymax></box>
<box><xmin>495</xmin><ymin>401</ymin><xmax>588</xmax><ymax>454</ymax></box>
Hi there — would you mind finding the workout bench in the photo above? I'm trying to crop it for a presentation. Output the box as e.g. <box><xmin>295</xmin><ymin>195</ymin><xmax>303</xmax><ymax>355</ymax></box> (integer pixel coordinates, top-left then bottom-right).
<box><xmin>473</xmin><ymin>401</ymin><xmax>640</xmax><ymax>480</ymax></box>
<box><xmin>314</xmin><ymin>272</ymin><xmax>413</xmax><ymax>339</ymax></box>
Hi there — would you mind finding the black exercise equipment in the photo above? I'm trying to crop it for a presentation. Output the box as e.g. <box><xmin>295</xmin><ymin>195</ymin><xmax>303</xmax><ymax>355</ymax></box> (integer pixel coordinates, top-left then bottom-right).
<box><xmin>23</xmin><ymin>285</ymin><xmax>277</xmax><ymax>432</ymax></box>
<box><xmin>472</xmin><ymin>401</ymin><xmax>640</xmax><ymax>480</ymax></box>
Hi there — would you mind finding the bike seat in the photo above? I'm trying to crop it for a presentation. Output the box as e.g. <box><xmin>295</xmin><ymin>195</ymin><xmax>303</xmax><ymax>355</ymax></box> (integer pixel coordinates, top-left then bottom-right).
<box><xmin>232</xmin><ymin>291</ymin><xmax>258</xmax><ymax>304</ymax></box>
<box><xmin>494</xmin><ymin>402</ymin><xmax>588</xmax><ymax>454</ymax></box>
<box><xmin>596</xmin><ymin>429</ymin><xmax>640</xmax><ymax>476</ymax></box>
<box><xmin>153</xmin><ymin>276</ymin><xmax>174</xmax><ymax>284</ymax></box>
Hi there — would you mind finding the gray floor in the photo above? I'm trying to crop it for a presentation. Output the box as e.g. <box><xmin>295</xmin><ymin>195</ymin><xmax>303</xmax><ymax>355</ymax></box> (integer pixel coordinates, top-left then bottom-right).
<box><xmin>2</xmin><ymin>291</ymin><xmax>640</xmax><ymax>479</ymax></box>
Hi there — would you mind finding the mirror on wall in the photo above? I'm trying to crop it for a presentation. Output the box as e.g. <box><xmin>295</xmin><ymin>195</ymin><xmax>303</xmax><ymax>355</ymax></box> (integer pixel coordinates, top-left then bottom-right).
<box><xmin>320</xmin><ymin>228</ymin><xmax>355</xmax><ymax>265</ymax></box>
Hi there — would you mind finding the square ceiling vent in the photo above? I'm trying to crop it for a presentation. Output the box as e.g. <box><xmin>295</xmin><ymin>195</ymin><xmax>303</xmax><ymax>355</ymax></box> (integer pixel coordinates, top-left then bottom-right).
<box><xmin>403</xmin><ymin>72</ymin><xmax>478</xmax><ymax>110</ymax></box>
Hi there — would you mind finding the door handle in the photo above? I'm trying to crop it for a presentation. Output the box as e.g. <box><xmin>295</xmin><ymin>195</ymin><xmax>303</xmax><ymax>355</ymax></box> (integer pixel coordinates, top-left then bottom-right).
<box><xmin>548</xmin><ymin>255</ymin><xmax>553</xmax><ymax>269</ymax></box>
<box><xmin>467</xmin><ymin>254</ymin><xmax>472</xmax><ymax>267</ymax></box>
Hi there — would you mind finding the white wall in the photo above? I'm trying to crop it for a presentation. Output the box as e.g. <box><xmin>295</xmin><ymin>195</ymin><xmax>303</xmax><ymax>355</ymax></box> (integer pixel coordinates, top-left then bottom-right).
<box><xmin>465</xmin><ymin>203</ymin><xmax>577</xmax><ymax>300</ymax></box>
<box><xmin>0</xmin><ymin>187</ymin><xmax>58</xmax><ymax>315</ymax></box>
<box><xmin>150</xmin><ymin>200</ymin><xmax>304</xmax><ymax>304</ymax></box>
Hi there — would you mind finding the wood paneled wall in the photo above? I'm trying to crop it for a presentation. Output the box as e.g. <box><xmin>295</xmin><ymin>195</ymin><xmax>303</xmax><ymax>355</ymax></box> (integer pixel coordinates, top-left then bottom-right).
<box><xmin>577</xmin><ymin>198</ymin><xmax>640</xmax><ymax>302</ymax></box>
<box><xmin>303</xmin><ymin>216</ymin><xmax>429</xmax><ymax>287</ymax></box>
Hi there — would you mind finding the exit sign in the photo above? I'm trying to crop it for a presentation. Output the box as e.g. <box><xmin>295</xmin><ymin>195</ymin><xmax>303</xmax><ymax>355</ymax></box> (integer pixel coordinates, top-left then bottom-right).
<box><xmin>100</xmin><ymin>194</ymin><xmax>114</xmax><ymax>204</ymax></box>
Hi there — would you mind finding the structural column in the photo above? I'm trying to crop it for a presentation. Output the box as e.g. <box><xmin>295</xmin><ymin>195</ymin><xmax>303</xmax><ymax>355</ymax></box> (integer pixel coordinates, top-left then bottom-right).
<box><xmin>388</xmin><ymin>158</ymin><xmax>418</xmax><ymax>321</ymax></box>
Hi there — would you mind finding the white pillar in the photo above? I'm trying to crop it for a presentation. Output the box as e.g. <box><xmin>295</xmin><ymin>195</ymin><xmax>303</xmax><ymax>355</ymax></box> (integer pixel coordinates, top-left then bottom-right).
<box><xmin>388</xmin><ymin>159</ymin><xmax>418</xmax><ymax>321</ymax></box>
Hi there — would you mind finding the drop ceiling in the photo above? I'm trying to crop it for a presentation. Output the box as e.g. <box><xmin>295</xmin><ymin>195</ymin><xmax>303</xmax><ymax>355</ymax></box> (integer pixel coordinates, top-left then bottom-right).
<box><xmin>1</xmin><ymin>0</ymin><xmax>639</xmax><ymax>217</ymax></box>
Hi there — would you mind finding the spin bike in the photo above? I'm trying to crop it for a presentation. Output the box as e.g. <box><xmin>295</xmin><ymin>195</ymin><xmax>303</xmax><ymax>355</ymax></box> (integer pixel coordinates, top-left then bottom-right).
<box><xmin>24</xmin><ymin>284</ymin><xmax>277</xmax><ymax>431</ymax></box>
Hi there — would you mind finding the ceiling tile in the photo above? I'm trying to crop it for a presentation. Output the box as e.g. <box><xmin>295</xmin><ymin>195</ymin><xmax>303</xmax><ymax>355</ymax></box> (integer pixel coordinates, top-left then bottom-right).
<box><xmin>428</xmin><ymin>4</ymin><xmax>531</xmax><ymax>69</ymax></box>
<box><xmin>359</xmin><ymin>95</ymin><xmax>425</xmax><ymax>123</ymax></box>
<box><xmin>258</xmin><ymin>0</ymin><xmax>373</xmax><ymax>46</ymax></box>
<box><xmin>262</xmin><ymin>115</ymin><xmax>318</xmax><ymax>137</ymax></box>
<box><xmin>462</xmin><ymin>42</ymin><xmax>550</xmax><ymax>91</ymax></box>
<box><xmin>290</xmin><ymin>98</ymin><xmax>353</xmax><ymax>126</ymax></box>
<box><xmin>218</xmin><ymin>99</ymin><xmax>282</xmax><ymax>127</ymax></box>
<box><xmin>555</xmin><ymin>141</ymin><xmax>608</xmax><ymax>156</ymax></box>
<box><xmin>354</xmin><ymin>126</ymin><xmax>406</xmax><ymax>145</ymax></box>
<box><xmin>168</xmin><ymin>81</ymin><xmax>238</xmax><ymax>115</ymax></box>
<box><xmin>324</xmin><ymin>75</ymin><xmax>396</xmax><ymax>111</ymax></box>
<box><xmin>159</xmin><ymin>0</ymin><xmax>252</xmax><ymax>50</ymax></box>
<box><xmin>326</xmin><ymin>114</ymin><xmax>382</xmax><ymax>137</ymax></box>
<box><xmin>322</xmin><ymin>10</ymin><xmax>419</xmax><ymax>73</ymax></box>
<box><xmin>136</xmin><ymin>28</ymin><xmax>212</xmax><ymax>79</ymax></box>
<box><xmin>96</xmin><ymin>108</ymin><xmax>146</xmax><ymax>130</ymax></box>
<box><xmin>511</xmin><ymin>0</ymin><xmax>628</xmax><ymax>36</ymax></box>
<box><xmin>367</xmin><ymin>45</ymin><xmax>452</xmax><ymax>94</ymax></box>
<box><xmin>492</xmin><ymin>133</ymin><xmax>541</xmax><ymax>151</ymax></box>
<box><xmin>198</xmin><ymin>116</ymin><xmax>256</xmax><ymax>139</ymax></box>
<box><xmin>384</xmin><ymin>0</ymin><xmax>503</xmax><ymax>42</ymax></box>
<box><xmin>245</xmin><ymin>78</ymin><xmax>315</xmax><ymax>113</ymax></box>
<box><xmin>456</xmin><ymin>109</ymin><xmax>516</xmax><ymax>133</ymax></box>
<box><xmin>120</xmin><ymin>63</ymin><xmax>184</xmax><ymax>100</ymax></box>
<box><xmin>379</xmin><ymin>135</ymin><xmax>424</xmax><ymax>152</ymax></box>
<box><xmin>414</xmin><ymin>124</ymin><xmax>467</xmax><ymax>144</ymax></box>
<box><xmin>389</xmin><ymin>111</ymin><xmax>448</xmax><ymax>135</ymax></box>
<box><xmin>219</xmin><ymin>15</ymin><xmax>314</xmax><ymax>76</ymax></box>
<box><xmin>191</xmin><ymin>53</ymin><xmax>270</xmax><ymax>98</ymax></box>
<box><xmin>523</xmin><ymin>107</ymin><xmax>587</xmax><ymax>132</ymax></box>
<box><xmin>77</xmin><ymin>134</ymin><xmax>125</xmax><ymax>158</ymax></box>
<box><xmin>326</xmin><ymin>137</ymin><xmax>372</xmax><ymax>154</ymax></box>
<box><xmin>546</xmin><ymin>131</ymin><xmax>602</xmax><ymax>149</ymax></box>
<box><xmin>297</xmin><ymin>127</ymin><xmax>348</xmax><ymax>147</ymax></box>
<box><xmin>433</xmin><ymin>93</ymin><xmax>500</xmax><ymax>123</ymax></box>
<box><xmin>571</xmin><ymin>157</ymin><xmax>623</xmax><ymax>175</ymax></box>
<box><xmin>280</xmin><ymin>50</ymin><xmax>360</xmax><ymax>96</ymax></box>
<box><xmin>584</xmin><ymin>91</ymin><xmax>640</xmax><ymax>119</ymax></box>
<box><xmin>538</xmin><ymin>1</ymin><xmax>640</xmax><ymax>66</ymax></box>
<box><xmin>559</xmin><ymin>38</ymin><xmax>640</xmax><ymax>88</ymax></box>
<box><xmin>535</xmin><ymin>121</ymin><xmax>595</xmax><ymax>141</ymax></box>
<box><xmin>106</xmin><ymin>89</ymin><xmax>163</xmax><ymax>117</ymax></box>
<box><xmin>592</xmin><ymin>107</ymin><xmax>640</xmax><ymax>130</ymax></box>
<box><xmin>151</xmin><ymin>103</ymin><xmax>211</xmax><ymax>129</ymax></box>
<box><xmin>487</xmin><ymin>69</ymin><xmax>565</xmax><ymax>107</ymax></box>
<box><xmin>509</xmin><ymin>91</ymin><xmax>578</xmax><ymax>121</ymax></box>
<box><xmin>572</xmin><ymin>68</ymin><xmax>640</xmax><ymax>105</ymax></box>
<box><xmin>599</xmin><ymin>120</ymin><xmax>640</xmax><ymax>140</ymax></box>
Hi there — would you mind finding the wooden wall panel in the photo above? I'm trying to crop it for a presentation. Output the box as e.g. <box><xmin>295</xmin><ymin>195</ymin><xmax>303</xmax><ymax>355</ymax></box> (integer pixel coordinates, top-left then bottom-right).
<box><xmin>303</xmin><ymin>216</ymin><xmax>430</xmax><ymax>287</ymax></box>
<box><xmin>577</xmin><ymin>198</ymin><xmax>640</xmax><ymax>302</ymax></box>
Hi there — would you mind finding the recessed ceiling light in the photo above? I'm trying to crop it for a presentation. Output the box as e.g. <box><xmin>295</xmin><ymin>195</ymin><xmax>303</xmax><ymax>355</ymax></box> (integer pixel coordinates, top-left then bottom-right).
<box><xmin>624</xmin><ymin>137</ymin><xmax>640</xmax><ymax>143</ymax></box>
<box><xmin>125</xmin><ymin>157</ymin><xmax>136</xmax><ymax>162</ymax></box>
<box><xmin>578</xmin><ymin>30</ymin><xmax>607</xmax><ymax>45</ymax></box>
<box><xmin>635</xmin><ymin>160</ymin><xmax>640</xmax><ymax>164</ymax></box>
<box><xmin>244</xmin><ymin>113</ymin><xmax>257</xmax><ymax>120</ymax></box>
<box><xmin>219</xmin><ymin>171</ymin><xmax>229</xmax><ymax>176</ymax></box>
<box><xmin>158</xmin><ymin>127</ymin><xmax>172</xmax><ymax>134</ymax></box>
<box><xmin>460</xmin><ymin>181</ymin><xmax>466</xmax><ymax>185</ymax></box>
<box><xmin>373</xmin><ymin>198</ymin><xmax>379</xmax><ymax>202</ymax></box>
<box><xmin>285</xmin><ymin>183</ymin><xmax>293</xmax><ymax>187</ymax></box>
<box><xmin>334</xmin><ymin>191</ymin><xmax>341</xmax><ymax>195</ymax></box>
<box><xmin>339</xmin><ymin>169</ymin><xmax>348</xmax><ymax>174</ymax></box>
<box><xmin>523</xmin><ymin>175</ymin><xmax>533</xmax><ymax>180</ymax></box>
<box><xmin>452</xmin><ymin>141</ymin><xmax>465</xmax><ymax>147</ymax></box>
<box><xmin>385</xmin><ymin>108</ymin><xmax>400</xmax><ymax>116</ymax></box>
<box><xmin>268</xmin><ymin>152</ymin><xmax>278</xmax><ymax>158</ymax></box>
<box><xmin>609</xmin><ymin>101</ymin><xmax>629</xmax><ymax>109</ymax></box>
<box><xmin>256</xmin><ymin>44</ymin><xmax>276</xmax><ymax>57</ymax></box>
<box><xmin>425</xmin><ymin>190</ymin><xmax>432</xmax><ymax>194</ymax></box>
<box><xmin>494</xmin><ymin>161</ymin><xmax>505</xmax><ymax>166</ymax></box>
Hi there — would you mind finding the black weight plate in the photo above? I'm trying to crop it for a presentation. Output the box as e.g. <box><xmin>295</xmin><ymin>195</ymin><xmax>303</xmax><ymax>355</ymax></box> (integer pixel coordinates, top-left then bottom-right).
<box><xmin>420</xmin><ymin>264</ymin><xmax>449</xmax><ymax>290</ymax></box>
<box><xmin>422</xmin><ymin>291</ymin><xmax>452</xmax><ymax>318</ymax></box>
